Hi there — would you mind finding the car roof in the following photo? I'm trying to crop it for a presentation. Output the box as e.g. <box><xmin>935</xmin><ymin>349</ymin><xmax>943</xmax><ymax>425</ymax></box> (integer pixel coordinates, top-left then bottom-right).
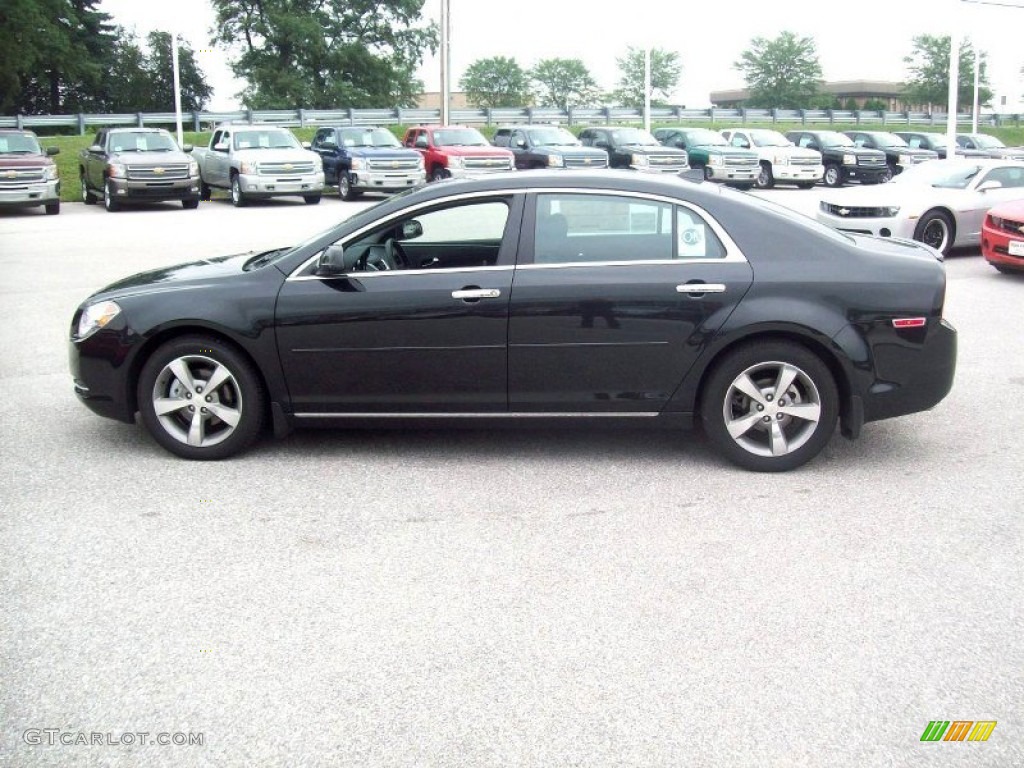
<box><xmin>106</xmin><ymin>127</ymin><xmax>170</xmax><ymax>133</ymax></box>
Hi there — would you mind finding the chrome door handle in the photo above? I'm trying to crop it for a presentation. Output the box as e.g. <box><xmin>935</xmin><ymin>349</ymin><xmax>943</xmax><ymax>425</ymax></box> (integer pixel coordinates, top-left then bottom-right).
<box><xmin>677</xmin><ymin>283</ymin><xmax>726</xmax><ymax>294</ymax></box>
<box><xmin>452</xmin><ymin>288</ymin><xmax>501</xmax><ymax>300</ymax></box>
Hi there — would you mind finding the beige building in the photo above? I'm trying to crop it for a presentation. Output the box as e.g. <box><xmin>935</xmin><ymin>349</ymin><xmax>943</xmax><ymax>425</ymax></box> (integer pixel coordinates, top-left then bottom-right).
<box><xmin>416</xmin><ymin>91</ymin><xmax>472</xmax><ymax>109</ymax></box>
<box><xmin>710</xmin><ymin>81</ymin><xmax>921</xmax><ymax>111</ymax></box>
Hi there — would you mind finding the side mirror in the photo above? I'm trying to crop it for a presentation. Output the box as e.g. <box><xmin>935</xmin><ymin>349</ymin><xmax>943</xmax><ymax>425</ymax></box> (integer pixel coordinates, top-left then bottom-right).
<box><xmin>415</xmin><ymin>136</ymin><xmax>429</xmax><ymax>149</ymax></box>
<box><xmin>321</xmin><ymin>140</ymin><xmax>337</xmax><ymax>150</ymax></box>
<box><xmin>182</xmin><ymin>144</ymin><xmax>193</xmax><ymax>153</ymax></box>
<box><xmin>595</xmin><ymin>140</ymin><xmax>610</xmax><ymax>150</ymax></box>
<box><xmin>213</xmin><ymin>142</ymin><xmax>229</xmax><ymax>152</ymax></box>
<box><xmin>89</xmin><ymin>144</ymin><xmax>103</xmax><ymax>153</ymax></box>
<box><xmin>317</xmin><ymin>244</ymin><xmax>350</xmax><ymax>276</ymax></box>
<box><xmin>46</xmin><ymin>146</ymin><xmax>59</xmax><ymax>156</ymax></box>
<box><xmin>302</xmin><ymin>141</ymin><xmax>312</xmax><ymax>149</ymax></box>
<box><xmin>401</xmin><ymin>220</ymin><xmax>423</xmax><ymax>239</ymax></box>
<box><xmin>514</xmin><ymin>139</ymin><xmax>527</xmax><ymax>149</ymax></box>
<box><xmin>977</xmin><ymin>180</ymin><xmax>1002</xmax><ymax>193</ymax></box>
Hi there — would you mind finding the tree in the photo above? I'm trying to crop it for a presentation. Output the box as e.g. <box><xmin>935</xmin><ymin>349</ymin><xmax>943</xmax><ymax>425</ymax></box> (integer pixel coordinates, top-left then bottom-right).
<box><xmin>734</xmin><ymin>31</ymin><xmax>822</xmax><ymax>109</ymax></box>
<box><xmin>142</xmin><ymin>32</ymin><xmax>213</xmax><ymax>112</ymax></box>
<box><xmin>460</xmin><ymin>56</ymin><xmax>530</xmax><ymax>108</ymax></box>
<box><xmin>210</xmin><ymin>0</ymin><xmax>438</xmax><ymax>109</ymax></box>
<box><xmin>0</xmin><ymin>0</ymin><xmax>116</xmax><ymax>114</ymax></box>
<box><xmin>612</xmin><ymin>47</ymin><xmax>681</xmax><ymax>108</ymax></box>
<box><xmin>902</xmin><ymin>35</ymin><xmax>992</xmax><ymax>110</ymax></box>
<box><xmin>529</xmin><ymin>58</ymin><xmax>599</xmax><ymax>110</ymax></box>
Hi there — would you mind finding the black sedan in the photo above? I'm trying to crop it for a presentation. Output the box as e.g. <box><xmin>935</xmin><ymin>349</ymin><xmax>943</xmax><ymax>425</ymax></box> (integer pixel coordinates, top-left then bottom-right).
<box><xmin>69</xmin><ymin>171</ymin><xmax>957</xmax><ymax>471</ymax></box>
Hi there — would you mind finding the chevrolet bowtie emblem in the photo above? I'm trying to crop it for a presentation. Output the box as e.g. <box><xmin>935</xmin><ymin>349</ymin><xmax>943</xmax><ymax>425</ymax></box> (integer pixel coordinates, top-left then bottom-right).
<box><xmin>284</xmin><ymin>163</ymin><xmax>293</xmax><ymax>170</ymax></box>
<box><xmin>584</xmin><ymin>157</ymin><xmax>591</xmax><ymax>164</ymax></box>
<box><xmin>5</xmin><ymin>171</ymin><xmax>16</xmax><ymax>178</ymax></box>
<box><xmin>839</xmin><ymin>208</ymin><xmax>851</xmax><ymax>216</ymax></box>
<box><xmin>153</xmin><ymin>167</ymin><xmax>165</xmax><ymax>174</ymax></box>
<box><xmin>391</xmin><ymin>160</ymin><xmax>398</xmax><ymax>168</ymax></box>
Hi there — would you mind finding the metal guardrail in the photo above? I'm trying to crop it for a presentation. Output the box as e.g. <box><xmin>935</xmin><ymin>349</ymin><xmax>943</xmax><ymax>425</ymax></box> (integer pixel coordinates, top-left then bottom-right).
<box><xmin>1</xmin><ymin>106</ymin><xmax>1019</xmax><ymax>134</ymax></box>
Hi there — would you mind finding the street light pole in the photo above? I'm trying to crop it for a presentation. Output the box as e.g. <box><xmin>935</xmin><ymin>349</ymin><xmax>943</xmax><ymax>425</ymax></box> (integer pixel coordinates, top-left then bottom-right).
<box><xmin>172</xmin><ymin>32</ymin><xmax>184</xmax><ymax>148</ymax></box>
<box><xmin>972</xmin><ymin>45</ymin><xmax>980</xmax><ymax>132</ymax></box>
<box><xmin>440</xmin><ymin>0</ymin><xmax>451</xmax><ymax>125</ymax></box>
<box><xmin>945</xmin><ymin>1</ymin><xmax>961</xmax><ymax>160</ymax></box>
<box><xmin>643</xmin><ymin>47</ymin><xmax>651</xmax><ymax>134</ymax></box>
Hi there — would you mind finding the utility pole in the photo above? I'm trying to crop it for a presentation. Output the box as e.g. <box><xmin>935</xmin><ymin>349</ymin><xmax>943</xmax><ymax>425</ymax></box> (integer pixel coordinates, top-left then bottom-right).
<box><xmin>172</xmin><ymin>32</ymin><xmax>184</xmax><ymax>147</ymax></box>
<box><xmin>643</xmin><ymin>47</ymin><xmax>651</xmax><ymax>134</ymax></box>
<box><xmin>972</xmin><ymin>45</ymin><xmax>980</xmax><ymax>132</ymax></box>
<box><xmin>440</xmin><ymin>0</ymin><xmax>451</xmax><ymax>125</ymax></box>
<box><xmin>945</xmin><ymin>0</ymin><xmax>961</xmax><ymax>160</ymax></box>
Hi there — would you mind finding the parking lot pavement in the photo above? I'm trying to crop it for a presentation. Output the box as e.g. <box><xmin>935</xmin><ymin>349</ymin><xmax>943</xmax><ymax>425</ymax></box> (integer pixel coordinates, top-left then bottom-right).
<box><xmin>1</xmin><ymin>193</ymin><xmax>1022</xmax><ymax>767</ymax></box>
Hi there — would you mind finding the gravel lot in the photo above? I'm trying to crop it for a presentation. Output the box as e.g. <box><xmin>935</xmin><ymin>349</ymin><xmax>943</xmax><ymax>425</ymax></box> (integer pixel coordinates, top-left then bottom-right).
<box><xmin>1</xmin><ymin>186</ymin><xmax>1022</xmax><ymax>767</ymax></box>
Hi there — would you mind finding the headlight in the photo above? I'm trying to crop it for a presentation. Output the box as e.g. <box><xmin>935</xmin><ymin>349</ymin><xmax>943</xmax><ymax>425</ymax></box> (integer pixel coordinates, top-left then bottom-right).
<box><xmin>44</xmin><ymin>165</ymin><xmax>59</xmax><ymax>181</ymax></box>
<box><xmin>880</xmin><ymin>206</ymin><xmax>900</xmax><ymax>217</ymax></box>
<box><xmin>708</xmin><ymin>155</ymin><xmax>724</xmax><ymax>166</ymax></box>
<box><xmin>843</xmin><ymin>154</ymin><xmax>857</xmax><ymax>166</ymax></box>
<box><xmin>311</xmin><ymin>155</ymin><xmax>323</xmax><ymax>172</ymax></box>
<box><xmin>989</xmin><ymin>215</ymin><xmax>1003</xmax><ymax>229</ymax></box>
<box><xmin>239</xmin><ymin>160</ymin><xmax>258</xmax><ymax>174</ymax></box>
<box><xmin>349</xmin><ymin>158</ymin><xmax>364</xmax><ymax>171</ymax></box>
<box><xmin>106</xmin><ymin>163</ymin><xmax>126</xmax><ymax>178</ymax></box>
<box><xmin>631</xmin><ymin>153</ymin><xmax>649</xmax><ymax>167</ymax></box>
<box><xmin>77</xmin><ymin>300</ymin><xmax>121</xmax><ymax>339</ymax></box>
<box><xmin>416</xmin><ymin>156</ymin><xmax>425</xmax><ymax>171</ymax></box>
<box><xmin>897</xmin><ymin>154</ymin><xmax>911</xmax><ymax>166</ymax></box>
<box><xmin>546</xmin><ymin>154</ymin><xmax>564</xmax><ymax>168</ymax></box>
<box><xmin>188</xmin><ymin>159</ymin><xmax>199</xmax><ymax>177</ymax></box>
<box><xmin>448</xmin><ymin>156</ymin><xmax>464</xmax><ymax>169</ymax></box>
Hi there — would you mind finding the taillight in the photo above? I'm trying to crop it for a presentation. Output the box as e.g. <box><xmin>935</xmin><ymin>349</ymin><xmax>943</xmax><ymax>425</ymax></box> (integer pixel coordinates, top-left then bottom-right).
<box><xmin>892</xmin><ymin>318</ymin><xmax>926</xmax><ymax>329</ymax></box>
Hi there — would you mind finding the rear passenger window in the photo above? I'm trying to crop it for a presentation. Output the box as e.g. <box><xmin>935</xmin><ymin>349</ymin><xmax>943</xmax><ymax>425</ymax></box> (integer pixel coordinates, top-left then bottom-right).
<box><xmin>676</xmin><ymin>206</ymin><xmax>726</xmax><ymax>259</ymax></box>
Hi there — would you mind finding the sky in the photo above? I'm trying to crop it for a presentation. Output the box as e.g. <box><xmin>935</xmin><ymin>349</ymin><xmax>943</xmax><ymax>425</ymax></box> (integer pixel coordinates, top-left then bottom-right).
<box><xmin>97</xmin><ymin>0</ymin><xmax>1024</xmax><ymax>112</ymax></box>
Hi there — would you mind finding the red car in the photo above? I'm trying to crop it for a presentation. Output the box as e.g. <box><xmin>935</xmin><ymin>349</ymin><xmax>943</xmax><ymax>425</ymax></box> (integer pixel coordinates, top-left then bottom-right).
<box><xmin>982</xmin><ymin>199</ymin><xmax>1024</xmax><ymax>274</ymax></box>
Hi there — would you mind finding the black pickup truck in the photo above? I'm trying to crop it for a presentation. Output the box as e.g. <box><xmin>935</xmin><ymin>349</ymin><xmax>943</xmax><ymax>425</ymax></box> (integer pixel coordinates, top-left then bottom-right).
<box><xmin>844</xmin><ymin>130</ymin><xmax>938</xmax><ymax>181</ymax></box>
<box><xmin>577</xmin><ymin>126</ymin><xmax>689</xmax><ymax>173</ymax></box>
<box><xmin>492</xmin><ymin>125</ymin><xmax>608</xmax><ymax>169</ymax></box>
<box><xmin>785</xmin><ymin>130</ymin><xmax>888</xmax><ymax>187</ymax></box>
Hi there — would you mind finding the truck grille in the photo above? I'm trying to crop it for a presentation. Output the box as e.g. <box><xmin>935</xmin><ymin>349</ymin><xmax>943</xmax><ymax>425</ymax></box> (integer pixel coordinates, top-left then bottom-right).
<box><xmin>645</xmin><ymin>153</ymin><xmax>687</xmax><ymax>169</ymax></box>
<box><xmin>564</xmin><ymin>154</ymin><xmax>608</xmax><ymax>169</ymax></box>
<box><xmin>127</xmin><ymin>164</ymin><xmax>190</xmax><ymax>181</ymax></box>
<box><xmin>724</xmin><ymin>154</ymin><xmax>758</xmax><ymax>168</ymax></box>
<box><xmin>463</xmin><ymin>157</ymin><xmax>511</xmax><ymax>171</ymax></box>
<box><xmin>821</xmin><ymin>203</ymin><xmax>892</xmax><ymax>218</ymax></box>
<box><xmin>0</xmin><ymin>167</ymin><xmax>45</xmax><ymax>187</ymax></box>
<box><xmin>367</xmin><ymin>158</ymin><xmax>420</xmax><ymax>172</ymax></box>
<box><xmin>857</xmin><ymin>155</ymin><xmax>886</xmax><ymax>167</ymax></box>
<box><xmin>259</xmin><ymin>162</ymin><xmax>315</xmax><ymax>176</ymax></box>
<box><xmin>791</xmin><ymin>156</ymin><xmax>820</xmax><ymax>166</ymax></box>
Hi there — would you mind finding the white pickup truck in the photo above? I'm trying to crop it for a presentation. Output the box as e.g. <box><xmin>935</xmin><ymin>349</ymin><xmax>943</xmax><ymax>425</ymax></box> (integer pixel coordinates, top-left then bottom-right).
<box><xmin>720</xmin><ymin>128</ymin><xmax>824</xmax><ymax>190</ymax></box>
<box><xmin>193</xmin><ymin>123</ymin><xmax>325</xmax><ymax>206</ymax></box>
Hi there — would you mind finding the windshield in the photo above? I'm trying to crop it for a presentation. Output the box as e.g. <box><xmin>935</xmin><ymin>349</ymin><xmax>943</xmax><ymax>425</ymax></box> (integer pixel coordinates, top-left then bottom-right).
<box><xmin>109</xmin><ymin>131</ymin><xmax>178</xmax><ymax>152</ymax></box>
<box><xmin>748</xmin><ymin>129</ymin><xmax>791</xmax><ymax>147</ymax></box>
<box><xmin>967</xmin><ymin>134</ymin><xmax>1006</xmax><ymax>149</ymax></box>
<box><xmin>609</xmin><ymin>128</ymin><xmax>659</xmax><ymax>146</ymax></box>
<box><xmin>337</xmin><ymin>128</ymin><xmax>401</xmax><ymax>148</ymax></box>
<box><xmin>869</xmin><ymin>132</ymin><xmax>909</xmax><ymax>148</ymax></box>
<box><xmin>0</xmin><ymin>133</ymin><xmax>43</xmax><ymax>154</ymax></box>
<box><xmin>816</xmin><ymin>131</ymin><xmax>855</xmax><ymax>148</ymax></box>
<box><xmin>684</xmin><ymin>129</ymin><xmax>727</xmax><ymax>146</ymax></box>
<box><xmin>433</xmin><ymin>128</ymin><xmax>488</xmax><ymax>147</ymax></box>
<box><xmin>526</xmin><ymin>127</ymin><xmax>579</xmax><ymax>146</ymax></box>
<box><xmin>892</xmin><ymin>161</ymin><xmax>983</xmax><ymax>188</ymax></box>
<box><xmin>233</xmin><ymin>130</ymin><xmax>300</xmax><ymax>150</ymax></box>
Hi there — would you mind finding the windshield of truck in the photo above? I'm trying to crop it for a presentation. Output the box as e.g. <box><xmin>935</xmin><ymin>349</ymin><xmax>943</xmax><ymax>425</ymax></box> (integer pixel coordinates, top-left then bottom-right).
<box><xmin>338</xmin><ymin>128</ymin><xmax>401</xmax><ymax>148</ymax></box>
<box><xmin>609</xmin><ymin>128</ymin><xmax>659</xmax><ymax>146</ymax></box>
<box><xmin>0</xmin><ymin>133</ymin><xmax>43</xmax><ymax>154</ymax></box>
<box><xmin>892</xmin><ymin>161</ymin><xmax>982</xmax><ymax>188</ymax></box>
<box><xmin>432</xmin><ymin>128</ymin><xmax>488</xmax><ymax>147</ymax></box>
<box><xmin>233</xmin><ymin>130</ymin><xmax>301</xmax><ymax>150</ymax></box>
<box><xmin>870</xmin><ymin>133</ymin><xmax>909</xmax><ymax>148</ymax></box>
<box><xmin>526</xmin><ymin>127</ymin><xmax>580</xmax><ymax>146</ymax></box>
<box><xmin>748</xmin><ymin>129</ymin><xmax>791</xmax><ymax>147</ymax></box>
<box><xmin>816</xmin><ymin>131</ymin><xmax>856</xmax><ymax>148</ymax></box>
<box><xmin>109</xmin><ymin>132</ymin><xmax>179</xmax><ymax>152</ymax></box>
<box><xmin>684</xmin><ymin>129</ymin><xmax>727</xmax><ymax>146</ymax></box>
<box><xmin>966</xmin><ymin>134</ymin><xmax>1006</xmax><ymax>149</ymax></box>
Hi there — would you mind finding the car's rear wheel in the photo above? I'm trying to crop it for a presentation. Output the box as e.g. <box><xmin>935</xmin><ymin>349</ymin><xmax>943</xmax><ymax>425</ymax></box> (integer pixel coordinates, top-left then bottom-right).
<box><xmin>700</xmin><ymin>341</ymin><xmax>838</xmax><ymax>472</ymax></box>
<box><xmin>103</xmin><ymin>179</ymin><xmax>120</xmax><ymax>212</ymax></box>
<box><xmin>137</xmin><ymin>336</ymin><xmax>265</xmax><ymax>460</ymax></box>
<box><xmin>755</xmin><ymin>162</ymin><xmax>774</xmax><ymax>189</ymax></box>
<box><xmin>823</xmin><ymin>164</ymin><xmax>842</xmax><ymax>187</ymax></box>
<box><xmin>81</xmin><ymin>172</ymin><xmax>97</xmax><ymax>204</ymax></box>
<box><xmin>913</xmin><ymin>209</ymin><xmax>954</xmax><ymax>255</ymax></box>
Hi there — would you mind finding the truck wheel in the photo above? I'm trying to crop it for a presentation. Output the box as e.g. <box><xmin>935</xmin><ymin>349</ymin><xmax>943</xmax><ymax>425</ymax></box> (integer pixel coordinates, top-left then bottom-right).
<box><xmin>702</xmin><ymin>165</ymin><xmax>713</xmax><ymax>181</ymax></box>
<box><xmin>755</xmin><ymin>162</ymin><xmax>774</xmax><ymax>189</ymax></box>
<box><xmin>81</xmin><ymin>172</ymin><xmax>97</xmax><ymax>205</ymax></box>
<box><xmin>797</xmin><ymin>181</ymin><xmax>817</xmax><ymax>189</ymax></box>
<box><xmin>200</xmin><ymin>181</ymin><xmax>212</xmax><ymax>201</ymax></box>
<box><xmin>45</xmin><ymin>202</ymin><xmax>60</xmax><ymax>215</ymax></box>
<box><xmin>338</xmin><ymin>173</ymin><xmax>361</xmax><ymax>201</ymax></box>
<box><xmin>823</xmin><ymin>164</ymin><xmax>842</xmax><ymax>188</ymax></box>
<box><xmin>230</xmin><ymin>174</ymin><xmax>246</xmax><ymax>207</ymax></box>
<box><xmin>182</xmin><ymin>199</ymin><xmax>200</xmax><ymax>210</ymax></box>
<box><xmin>303</xmin><ymin>194</ymin><xmax>321</xmax><ymax>205</ymax></box>
<box><xmin>103</xmin><ymin>179</ymin><xmax>121</xmax><ymax>212</ymax></box>
<box><xmin>430</xmin><ymin>167</ymin><xmax>449</xmax><ymax>183</ymax></box>
<box><xmin>880</xmin><ymin>164</ymin><xmax>895</xmax><ymax>183</ymax></box>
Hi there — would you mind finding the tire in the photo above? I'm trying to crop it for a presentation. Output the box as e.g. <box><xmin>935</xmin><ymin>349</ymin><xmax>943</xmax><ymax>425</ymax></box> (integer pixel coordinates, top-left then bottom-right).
<box><xmin>430</xmin><ymin>167</ymin><xmax>449</xmax><ymax>183</ymax></box>
<box><xmin>303</xmin><ymin>194</ymin><xmax>321</xmax><ymax>205</ymax></box>
<box><xmin>45</xmin><ymin>202</ymin><xmax>60</xmax><ymax>215</ymax></box>
<box><xmin>993</xmin><ymin>264</ymin><xmax>1021</xmax><ymax>275</ymax></box>
<box><xmin>731</xmin><ymin>183</ymin><xmax>754</xmax><ymax>191</ymax></box>
<box><xmin>700</xmin><ymin>341</ymin><xmax>839</xmax><ymax>472</ymax></box>
<box><xmin>755</xmin><ymin>161</ymin><xmax>774</xmax><ymax>189</ymax></box>
<box><xmin>200</xmin><ymin>181</ymin><xmax>212</xmax><ymax>201</ymax></box>
<box><xmin>338</xmin><ymin>173</ymin><xmax>361</xmax><ymax>200</ymax></box>
<box><xmin>81</xmin><ymin>172</ymin><xmax>97</xmax><ymax>204</ymax></box>
<box><xmin>797</xmin><ymin>181</ymin><xmax>817</xmax><ymax>189</ymax></box>
<box><xmin>913</xmin><ymin>209</ymin><xmax>955</xmax><ymax>255</ymax></box>
<box><xmin>182</xmin><ymin>198</ymin><xmax>199</xmax><ymax>209</ymax></box>
<box><xmin>823</xmin><ymin>164</ymin><xmax>842</xmax><ymax>188</ymax></box>
<box><xmin>702</xmin><ymin>165</ymin><xmax>713</xmax><ymax>181</ymax></box>
<box><xmin>137</xmin><ymin>335</ymin><xmax>265</xmax><ymax>460</ymax></box>
<box><xmin>880</xmin><ymin>164</ymin><xmax>895</xmax><ymax>183</ymax></box>
<box><xmin>230</xmin><ymin>174</ymin><xmax>246</xmax><ymax>207</ymax></box>
<box><xmin>103</xmin><ymin>179</ymin><xmax>121</xmax><ymax>212</ymax></box>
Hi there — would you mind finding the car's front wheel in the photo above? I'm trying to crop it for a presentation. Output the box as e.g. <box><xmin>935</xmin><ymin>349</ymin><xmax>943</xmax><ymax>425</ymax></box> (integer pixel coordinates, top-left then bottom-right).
<box><xmin>755</xmin><ymin>162</ymin><xmax>774</xmax><ymax>189</ymax></box>
<box><xmin>700</xmin><ymin>341</ymin><xmax>838</xmax><ymax>472</ymax></box>
<box><xmin>230</xmin><ymin>174</ymin><xmax>246</xmax><ymax>207</ymax></box>
<box><xmin>137</xmin><ymin>336</ymin><xmax>265</xmax><ymax>460</ymax></box>
<box><xmin>103</xmin><ymin>179</ymin><xmax>120</xmax><ymax>212</ymax></box>
<box><xmin>823</xmin><ymin>164</ymin><xmax>842</xmax><ymax>187</ymax></box>
<box><xmin>913</xmin><ymin>209</ymin><xmax>954</xmax><ymax>255</ymax></box>
<box><xmin>880</xmin><ymin>164</ymin><xmax>895</xmax><ymax>183</ymax></box>
<box><xmin>339</xmin><ymin>173</ymin><xmax>361</xmax><ymax>200</ymax></box>
<box><xmin>430</xmin><ymin>167</ymin><xmax>449</xmax><ymax>182</ymax></box>
<box><xmin>81</xmin><ymin>172</ymin><xmax>97</xmax><ymax>204</ymax></box>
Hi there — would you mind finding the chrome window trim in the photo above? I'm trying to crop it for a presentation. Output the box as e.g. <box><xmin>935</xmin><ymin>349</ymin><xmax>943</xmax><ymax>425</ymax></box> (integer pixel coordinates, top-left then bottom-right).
<box><xmin>288</xmin><ymin>265</ymin><xmax>515</xmax><ymax>282</ymax></box>
<box><xmin>293</xmin><ymin>411</ymin><xmax>660</xmax><ymax>419</ymax></box>
<box><xmin>287</xmin><ymin>185</ymin><xmax>748</xmax><ymax>281</ymax></box>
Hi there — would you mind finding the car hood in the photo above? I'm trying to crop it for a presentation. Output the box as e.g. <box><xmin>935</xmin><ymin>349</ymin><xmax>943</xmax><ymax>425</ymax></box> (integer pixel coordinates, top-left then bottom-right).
<box><xmin>827</xmin><ymin>146</ymin><xmax>885</xmax><ymax>157</ymax></box>
<box><xmin>90</xmin><ymin>252</ymin><xmax>269</xmax><ymax>300</ymax></box>
<box><xmin>985</xmin><ymin>147</ymin><xmax>1024</xmax><ymax>160</ymax></box>
<box><xmin>693</xmin><ymin>145</ymin><xmax>753</xmax><ymax>155</ymax></box>
<box><xmin>620</xmin><ymin>145</ymin><xmax>687</xmax><ymax>155</ymax></box>
<box><xmin>231</xmin><ymin>148</ymin><xmax>319</xmax><ymax>163</ymax></box>
<box><xmin>820</xmin><ymin>182</ymin><xmax>966</xmax><ymax>212</ymax></box>
<box><xmin>106</xmin><ymin>150</ymin><xmax>193</xmax><ymax>164</ymax></box>
<box><xmin>440</xmin><ymin>146</ymin><xmax>512</xmax><ymax>157</ymax></box>
<box><xmin>346</xmin><ymin>147</ymin><xmax>421</xmax><ymax>159</ymax></box>
<box><xmin>534</xmin><ymin>144</ymin><xmax>606</xmax><ymax>156</ymax></box>
<box><xmin>0</xmin><ymin>154</ymin><xmax>54</xmax><ymax>167</ymax></box>
<box><xmin>986</xmin><ymin>199</ymin><xmax>1024</xmax><ymax>218</ymax></box>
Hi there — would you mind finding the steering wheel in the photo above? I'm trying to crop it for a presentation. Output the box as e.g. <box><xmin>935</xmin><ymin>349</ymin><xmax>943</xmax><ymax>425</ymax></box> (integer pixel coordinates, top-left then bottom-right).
<box><xmin>384</xmin><ymin>238</ymin><xmax>406</xmax><ymax>269</ymax></box>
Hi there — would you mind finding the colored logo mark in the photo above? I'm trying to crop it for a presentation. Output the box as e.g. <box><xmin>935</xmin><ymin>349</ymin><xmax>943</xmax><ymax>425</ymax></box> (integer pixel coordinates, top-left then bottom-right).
<box><xmin>920</xmin><ymin>721</ymin><xmax>997</xmax><ymax>742</ymax></box>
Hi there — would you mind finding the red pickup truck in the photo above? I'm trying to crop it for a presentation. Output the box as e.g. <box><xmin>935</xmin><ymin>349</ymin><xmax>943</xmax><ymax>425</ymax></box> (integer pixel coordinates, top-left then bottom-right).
<box><xmin>402</xmin><ymin>125</ymin><xmax>514</xmax><ymax>182</ymax></box>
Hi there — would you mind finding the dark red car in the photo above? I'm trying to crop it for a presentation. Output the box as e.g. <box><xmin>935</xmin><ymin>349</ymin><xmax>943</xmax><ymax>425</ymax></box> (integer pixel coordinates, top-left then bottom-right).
<box><xmin>982</xmin><ymin>199</ymin><xmax>1024</xmax><ymax>274</ymax></box>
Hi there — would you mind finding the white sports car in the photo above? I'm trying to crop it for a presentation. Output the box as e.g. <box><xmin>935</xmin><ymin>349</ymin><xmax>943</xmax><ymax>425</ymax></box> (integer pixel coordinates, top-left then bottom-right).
<box><xmin>816</xmin><ymin>159</ymin><xmax>1024</xmax><ymax>255</ymax></box>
